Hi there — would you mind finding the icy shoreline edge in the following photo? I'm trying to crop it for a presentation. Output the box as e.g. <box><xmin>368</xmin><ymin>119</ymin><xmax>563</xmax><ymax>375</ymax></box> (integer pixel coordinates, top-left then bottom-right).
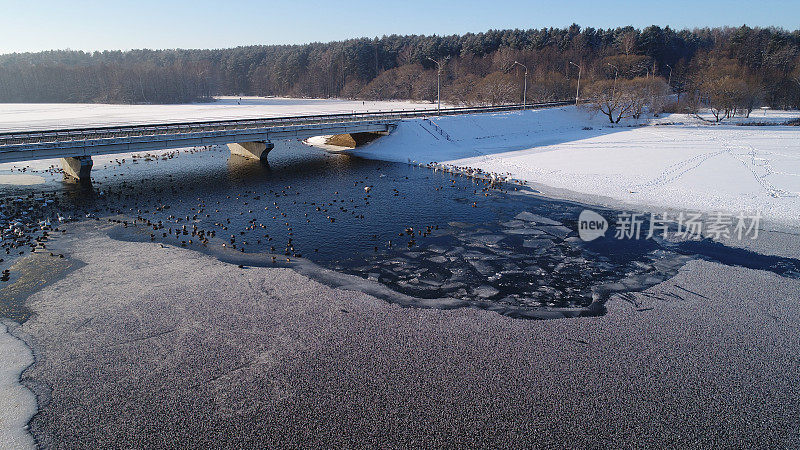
<box><xmin>0</xmin><ymin>321</ymin><xmax>36</xmax><ymax>450</ymax></box>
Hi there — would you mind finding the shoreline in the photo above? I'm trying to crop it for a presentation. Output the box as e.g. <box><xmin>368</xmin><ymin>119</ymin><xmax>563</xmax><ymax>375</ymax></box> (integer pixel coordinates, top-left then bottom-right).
<box><xmin>0</xmin><ymin>321</ymin><xmax>36</xmax><ymax>450</ymax></box>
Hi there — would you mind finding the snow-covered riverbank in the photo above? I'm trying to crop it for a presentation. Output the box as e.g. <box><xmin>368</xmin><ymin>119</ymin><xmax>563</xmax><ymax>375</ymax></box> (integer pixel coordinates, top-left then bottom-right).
<box><xmin>0</xmin><ymin>322</ymin><xmax>36</xmax><ymax>449</ymax></box>
<box><xmin>351</xmin><ymin>107</ymin><xmax>800</xmax><ymax>226</ymax></box>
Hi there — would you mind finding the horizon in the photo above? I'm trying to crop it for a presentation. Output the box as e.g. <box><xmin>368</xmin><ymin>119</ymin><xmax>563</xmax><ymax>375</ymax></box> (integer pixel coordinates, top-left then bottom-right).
<box><xmin>1</xmin><ymin>0</ymin><xmax>798</xmax><ymax>54</ymax></box>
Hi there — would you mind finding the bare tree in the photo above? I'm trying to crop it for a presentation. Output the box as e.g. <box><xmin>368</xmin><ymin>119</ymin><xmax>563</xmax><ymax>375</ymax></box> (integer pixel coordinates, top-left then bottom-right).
<box><xmin>695</xmin><ymin>58</ymin><xmax>761</xmax><ymax>121</ymax></box>
<box><xmin>444</xmin><ymin>74</ymin><xmax>479</xmax><ymax>106</ymax></box>
<box><xmin>475</xmin><ymin>71</ymin><xmax>517</xmax><ymax>105</ymax></box>
<box><xmin>740</xmin><ymin>75</ymin><xmax>765</xmax><ymax>117</ymax></box>
<box><xmin>633</xmin><ymin>77</ymin><xmax>671</xmax><ymax>117</ymax></box>
<box><xmin>585</xmin><ymin>79</ymin><xmax>629</xmax><ymax>123</ymax></box>
<box><xmin>585</xmin><ymin>77</ymin><xmax>670</xmax><ymax>123</ymax></box>
<box><xmin>411</xmin><ymin>69</ymin><xmax>438</xmax><ymax>103</ymax></box>
<box><xmin>617</xmin><ymin>31</ymin><xmax>638</xmax><ymax>56</ymax></box>
<box><xmin>603</xmin><ymin>55</ymin><xmax>652</xmax><ymax>78</ymax></box>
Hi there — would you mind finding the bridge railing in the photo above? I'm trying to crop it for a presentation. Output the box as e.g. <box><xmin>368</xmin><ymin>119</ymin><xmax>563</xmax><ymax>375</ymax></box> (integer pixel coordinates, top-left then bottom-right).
<box><xmin>0</xmin><ymin>101</ymin><xmax>572</xmax><ymax>148</ymax></box>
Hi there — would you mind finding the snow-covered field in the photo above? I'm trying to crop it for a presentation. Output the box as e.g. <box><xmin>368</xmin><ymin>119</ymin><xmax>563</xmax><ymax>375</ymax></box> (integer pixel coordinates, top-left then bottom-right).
<box><xmin>0</xmin><ymin>97</ymin><xmax>432</xmax><ymax>132</ymax></box>
<box><xmin>352</xmin><ymin>107</ymin><xmax>800</xmax><ymax>226</ymax></box>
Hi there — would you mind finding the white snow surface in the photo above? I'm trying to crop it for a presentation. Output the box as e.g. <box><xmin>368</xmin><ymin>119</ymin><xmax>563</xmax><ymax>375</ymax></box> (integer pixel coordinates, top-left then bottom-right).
<box><xmin>0</xmin><ymin>323</ymin><xmax>36</xmax><ymax>450</ymax></box>
<box><xmin>0</xmin><ymin>97</ymin><xmax>432</xmax><ymax>132</ymax></box>
<box><xmin>351</xmin><ymin>107</ymin><xmax>800</xmax><ymax>226</ymax></box>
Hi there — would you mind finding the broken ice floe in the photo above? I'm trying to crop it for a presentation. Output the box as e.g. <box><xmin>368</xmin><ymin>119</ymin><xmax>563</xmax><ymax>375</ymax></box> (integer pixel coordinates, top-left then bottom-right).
<box><xmin>514</xmin><ymin>211</ymin><xmax>563</xmax><ymax>225</ymax></box>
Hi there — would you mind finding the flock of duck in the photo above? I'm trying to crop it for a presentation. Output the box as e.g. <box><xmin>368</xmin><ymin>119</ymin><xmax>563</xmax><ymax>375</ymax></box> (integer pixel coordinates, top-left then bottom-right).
<box><xmin>0</xmin><ymin>193</ymin><xmax>67</xmax><ymax>283</ymax></box>
<box><xmin>0</xmin><ymin>142</ymin><xmax>673</xmax><ymax>313</ymax></box>
<box><xmin>417</xmin><ymin>161</ymin><xmax>527</xmax><ymax>189</ymax></box>
<box><xmin>0</xmin><ymin>145</ymin><xmax>523</xmax><ymax>284</ymax></box>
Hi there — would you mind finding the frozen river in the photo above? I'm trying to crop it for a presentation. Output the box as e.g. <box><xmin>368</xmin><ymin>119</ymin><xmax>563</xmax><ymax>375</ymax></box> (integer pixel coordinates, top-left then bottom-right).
<box><xmin>1</xmin><ymin>139</ymin><xmax>798</xmax><ymax>322</ymax></box>
<box><xmin>2</xmin><ymin>100</ymin><xmax>800</xmax><ymax>448</ymax></box>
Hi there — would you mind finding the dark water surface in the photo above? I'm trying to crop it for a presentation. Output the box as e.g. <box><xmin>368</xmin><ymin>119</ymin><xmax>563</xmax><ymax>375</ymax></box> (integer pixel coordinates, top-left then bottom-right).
<box><xmin>1</xmin><ymin>142</ymin><xmax>799</xmax><ymax>321</ymax></box>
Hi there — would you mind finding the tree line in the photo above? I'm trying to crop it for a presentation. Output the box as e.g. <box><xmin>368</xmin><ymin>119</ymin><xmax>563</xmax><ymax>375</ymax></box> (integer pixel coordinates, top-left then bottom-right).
<box><xmin>1</xmin><ymin>25</ymin><xmax>798</xmax><ymax>116</ymax></box>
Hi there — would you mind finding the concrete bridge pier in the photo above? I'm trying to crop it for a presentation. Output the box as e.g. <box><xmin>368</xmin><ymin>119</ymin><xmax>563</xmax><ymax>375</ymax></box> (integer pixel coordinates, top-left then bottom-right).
<box><xmin>61</xmin><ymin>156</ymin><xmax>93</xmax><ymax>182</ymax></box>
<box><xmin>227</xmin><ymin>141</ymin><xmax>275</xmax><ymax>164</ymax></box>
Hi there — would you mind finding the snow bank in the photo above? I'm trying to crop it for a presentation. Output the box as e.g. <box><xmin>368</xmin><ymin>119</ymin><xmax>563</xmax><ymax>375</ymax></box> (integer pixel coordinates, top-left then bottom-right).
<box><xmin>351</xmin><ymin>107</ymin><xmax>800</xmax><ymax>226</ymax></box>
<box><xmin>0</xmin><ymin>322</ymin><xmax>36</xmax><ymax>450</ymax></box>
<box><xmin>302</xmin><ymin>135</ymin><xmax>351</xmax><ymax>152</ymax></box>
<box><xmin>350</xmin><ymin>107</ymin><xmax>607</xmax><ymax>163</ymax></box>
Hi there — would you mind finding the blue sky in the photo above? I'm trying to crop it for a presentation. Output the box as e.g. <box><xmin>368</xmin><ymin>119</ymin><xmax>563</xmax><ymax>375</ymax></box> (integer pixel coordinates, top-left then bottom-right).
<box><xmin>0</xmin><ymin>0</ymin><xmax>797</xmax><ymax>54</ymax></box>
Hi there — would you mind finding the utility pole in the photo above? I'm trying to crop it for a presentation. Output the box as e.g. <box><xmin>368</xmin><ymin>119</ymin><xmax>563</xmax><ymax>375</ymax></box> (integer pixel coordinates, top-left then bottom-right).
<box><xmin>427</xmin><ymin>57</ymin><xmax>444</xmax><ymax>114</ymax></box>
<box><xmin>569</xmin><ymin>61</ymin><xmax>582</xmax><ymax>106</ymax></box>
<box><xmin>512</xmin><ymin>61</ymin><xmax>528</xmax><ymax>107</ymax></box>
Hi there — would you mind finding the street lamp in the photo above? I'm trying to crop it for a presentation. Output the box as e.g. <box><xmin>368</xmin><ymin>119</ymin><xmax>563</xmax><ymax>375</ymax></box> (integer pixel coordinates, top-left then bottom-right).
<box><xmin>607</xmin><ymin>62</ymin><xmax>619</xmax><ymax>99</ymax></box>
<box><xmin>511</xmin><ymin>61</ymin><xmax>528</xmax><ymax>107</ymax></box>
<box><xmin>569</xmin><ymin>61</ymin><xmax>582</xmax><ymax>106</ymax></box>
<box><xmin>427</xmin><ymin>57</ymin><xmax>445</xmax><ymax>114</ymax></box>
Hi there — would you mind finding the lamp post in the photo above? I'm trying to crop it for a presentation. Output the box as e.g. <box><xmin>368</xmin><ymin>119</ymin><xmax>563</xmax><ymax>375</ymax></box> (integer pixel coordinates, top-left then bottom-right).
<box><xmin>607</xmin><ymin>62</ymin><xmax>619</xmax><ymax>99</ymax></box>
<box><xmin>569</xmin><ymin>61</ymin><xmax>582</xmax><ymax>106</ymax></box>
<box><xmin>512</xmin><ymin>61</ymin><xmax>528</xmax><ymax>107</ymax></box>
<box><xmin>427</xmin><ymin>57</ymin><xmax>444</xmax><ymax>114</ymax></box>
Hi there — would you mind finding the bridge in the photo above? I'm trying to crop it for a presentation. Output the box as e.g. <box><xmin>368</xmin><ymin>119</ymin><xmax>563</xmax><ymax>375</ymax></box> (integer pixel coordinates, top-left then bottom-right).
<box><xmin>0</xmin><ymin>101</ymin><xmax>571</xmax><ymax>181</ymax></box>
